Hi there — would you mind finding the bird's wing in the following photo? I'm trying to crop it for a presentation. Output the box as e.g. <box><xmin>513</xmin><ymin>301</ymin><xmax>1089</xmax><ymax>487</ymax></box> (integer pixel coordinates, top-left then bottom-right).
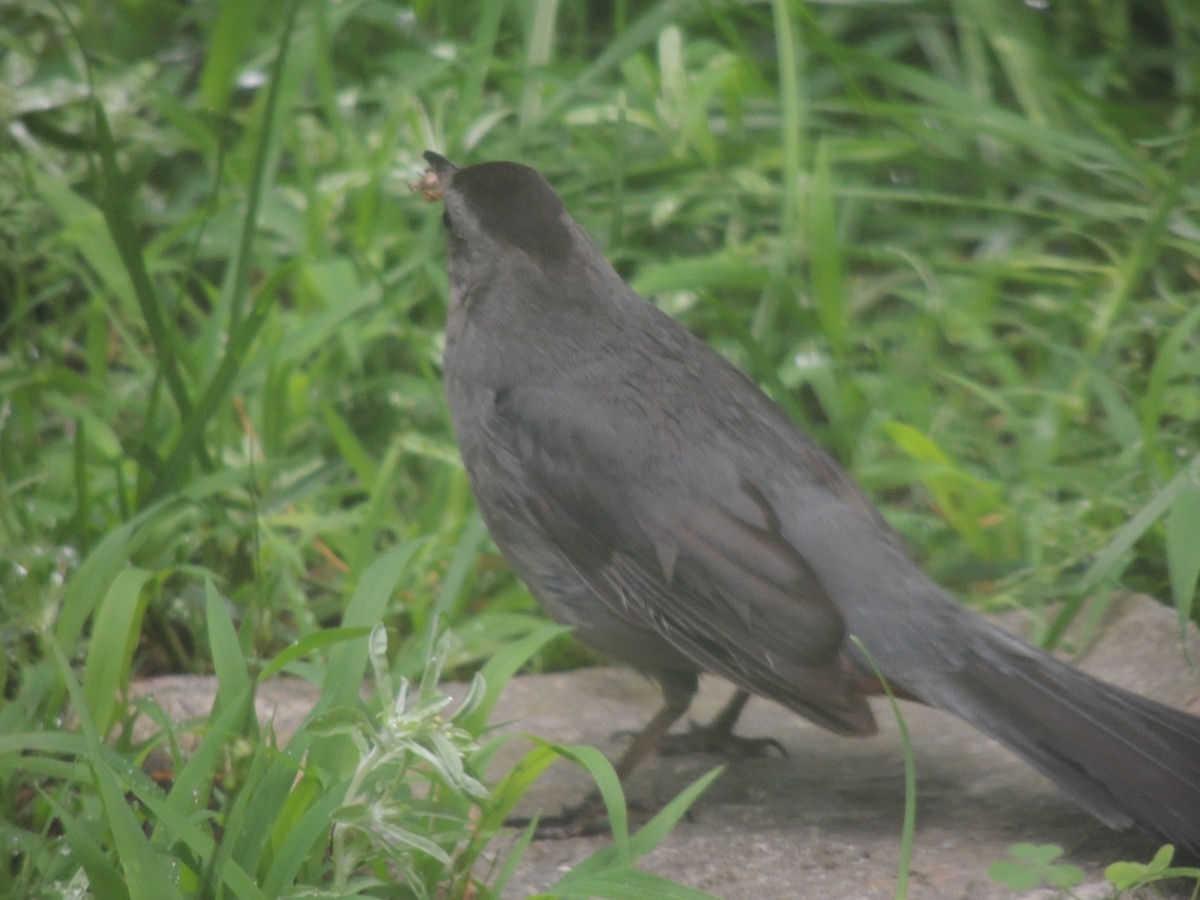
<box><xmin>485</xmin><ymin>381</ymin><xmax>877</xmax><ymax>736</ymax></box>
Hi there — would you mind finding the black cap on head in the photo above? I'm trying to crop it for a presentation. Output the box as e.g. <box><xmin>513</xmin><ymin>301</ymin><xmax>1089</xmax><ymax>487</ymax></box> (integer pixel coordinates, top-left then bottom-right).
<box><xmin>423</xmin><ymin>151</ymin><xmax>457</xmax><ymax>176</ymax></box>
<box><xmin>448</xmin><ymin>160</ymin><xmax>573</xmax><ymax>267</ymax></box>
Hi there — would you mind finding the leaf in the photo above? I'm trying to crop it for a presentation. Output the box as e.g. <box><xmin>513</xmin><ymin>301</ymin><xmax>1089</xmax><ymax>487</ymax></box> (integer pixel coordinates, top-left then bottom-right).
<box><xmin>460</xmin><ymin>620</ymin><xmax>569</xmax><ymax>735</ymax></box>
<box><xmin>1166</xmin><ymin>480</ymin><xmax>1200</xmax><ymax>631</ymax></box>
<box><xmin>479</xmin><ymin>745</ymin><xmax>562</xmax><ymax>832</ymax></box>
<box><xmin>526</xmin><ymin>740</ymin><xmax>631</xmax><ymax>861</ymax></box>
<box><xmin>82</xmin><ymin>567</ymin><xmax>154</xmax><ymax>735</ymax></box>
<box><xmin>986</xmin><ymin>843</ymin><xmax>1084</xmax><ymax>893</ymax></box>
<box><xmin>257</xmin><ymin>627</ymin><xmax>371</xmax><ymax>682</ymax></box>
<box><xmin>562</xmin><ymin>766</ymin><xmax>724</xmax><ymax>884</ymax></box>
<box><xmin>986</xmin><ymin>860</ymin><xmax>1041</xmax><ymax>891</ymax></box>
<box><xmin>206</xmin><ymin>578</ymin><xmax>252</xmax><ymax>722</ymax></box>
<box><xmin>50</xmin><ymin>641</ymin><xmax>185</xmax><ymax>900</ymax></box>
<box><xmin>322</xmin><ymin>539</ymin><xmax>426</xmax><ymax>709</ymax></box>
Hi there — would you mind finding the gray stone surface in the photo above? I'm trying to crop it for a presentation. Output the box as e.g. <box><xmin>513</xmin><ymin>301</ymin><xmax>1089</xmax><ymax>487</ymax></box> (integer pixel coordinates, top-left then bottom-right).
<box><xmin>132</xmin><ymin>593</ymin><xmax>1200</xmax><ymax>898</ymax></box>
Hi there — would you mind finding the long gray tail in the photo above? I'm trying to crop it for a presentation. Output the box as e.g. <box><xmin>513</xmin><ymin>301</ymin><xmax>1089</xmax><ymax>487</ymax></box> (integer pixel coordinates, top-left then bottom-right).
<box><xmin>922</xmin><ymin>621</ymin><xmax>1200</xmax><ymax>856</ymax></box>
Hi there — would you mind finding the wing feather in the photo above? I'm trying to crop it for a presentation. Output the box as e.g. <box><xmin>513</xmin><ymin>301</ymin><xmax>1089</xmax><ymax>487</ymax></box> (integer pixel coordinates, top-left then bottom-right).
<box><xmin>490</xmin><ymin>383</ymin><xmax>876</xmax><ymax>736</ymax></box>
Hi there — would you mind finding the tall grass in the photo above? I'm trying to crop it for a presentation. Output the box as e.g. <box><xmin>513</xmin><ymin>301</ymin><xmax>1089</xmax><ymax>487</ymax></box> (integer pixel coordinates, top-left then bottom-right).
<box><xmin>1</xmin><ymin>0</ymin><xmax>1198</xmax><ymax>895</ymax></box>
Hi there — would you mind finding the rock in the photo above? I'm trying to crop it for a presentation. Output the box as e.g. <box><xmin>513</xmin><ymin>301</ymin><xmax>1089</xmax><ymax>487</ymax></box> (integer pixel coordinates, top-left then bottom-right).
<box><xmin>131</xmin><ymin>593</ymin><xmax>1200</xmax><ymax>898</ymax></box>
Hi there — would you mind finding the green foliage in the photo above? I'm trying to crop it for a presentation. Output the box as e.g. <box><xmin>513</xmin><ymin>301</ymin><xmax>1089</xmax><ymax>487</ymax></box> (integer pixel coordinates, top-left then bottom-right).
<box><xmin>987</xmin><ymin>843</ymin><xmax>1085</xmax><ymax>892</ymax></box>
<box><xmin>2</xmin><ymin>0</ymin><xmax>1199</xmax><ymax>894</ymax></box>
<box><xmin>1106</xmin><ymin>844</ymin><xmax>1200</xmax><ymax>895</ymax></box>
<box><xmin>315</xmin><ymin>626</ymin><xmax>490</xmax><ymax>896</ymax></box>
<box><xmin>851</xmin><ymin>636</ymin><xmax>918</xmax><ymax>900</ymax></box>
<box><xmin>522</xmin><ymin>746</ymin><xmax>723</xmax><ymax>899</ymax></box>
<box><xmin>990</xmin><ymin>842</ymin><xmax>1200</xmax><ymax>897</ymax></box>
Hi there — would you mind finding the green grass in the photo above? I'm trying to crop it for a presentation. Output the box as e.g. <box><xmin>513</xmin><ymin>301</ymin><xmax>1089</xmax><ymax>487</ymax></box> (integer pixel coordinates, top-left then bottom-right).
<box><xmin>2</xmin><ymin>0</ymin><xmax>1199</xmax><ymax>895</ymax></box>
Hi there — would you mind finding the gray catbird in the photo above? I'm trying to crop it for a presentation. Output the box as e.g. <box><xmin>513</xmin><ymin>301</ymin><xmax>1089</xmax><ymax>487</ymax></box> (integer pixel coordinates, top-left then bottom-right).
<box><xmin>419</xmin><ymin>151</ymin><xmax>1200</xmax><ymax>851</ymax></box>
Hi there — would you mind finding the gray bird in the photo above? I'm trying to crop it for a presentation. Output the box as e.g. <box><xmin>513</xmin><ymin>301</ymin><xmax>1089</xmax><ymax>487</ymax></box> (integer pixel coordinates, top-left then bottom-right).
<box><xmin>420</xmin><ymin>150</ymin><xmax>1200</xmax><ymax>851</ymax></box>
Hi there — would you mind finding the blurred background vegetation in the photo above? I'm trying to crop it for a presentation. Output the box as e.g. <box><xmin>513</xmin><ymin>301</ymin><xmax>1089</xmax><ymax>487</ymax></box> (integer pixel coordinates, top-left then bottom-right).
<box><xmin>1</xmin><ymin>0</ymin><xmax>1198</xmax><ymax>895</ymax></box>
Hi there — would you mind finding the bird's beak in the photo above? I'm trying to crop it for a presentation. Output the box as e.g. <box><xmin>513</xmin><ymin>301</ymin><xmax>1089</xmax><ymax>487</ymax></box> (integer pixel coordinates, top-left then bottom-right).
<box><xmin>411</xmin><ymin>151</ymin><xmax>457</xmax><ymax>201</ymax></box>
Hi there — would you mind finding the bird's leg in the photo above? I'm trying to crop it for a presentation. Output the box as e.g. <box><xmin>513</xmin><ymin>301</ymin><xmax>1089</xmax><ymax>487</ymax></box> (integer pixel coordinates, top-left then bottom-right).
<box><xmin>611</xmin><ymin>674</ymin><xmax>698</xmax><ymax>778</ymax></box>
<box><xmin>656</xmin><ymin>689</ymin><xmax>787</xmax><ymax>758</ymax></box>
<box><xmin>510</xmin><ymin>674</ymin><xmax>697</xmax><ymax>839</ymax></box>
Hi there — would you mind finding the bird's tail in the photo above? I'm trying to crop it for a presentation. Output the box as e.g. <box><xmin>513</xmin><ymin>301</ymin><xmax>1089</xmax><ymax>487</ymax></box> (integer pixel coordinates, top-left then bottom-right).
<box><xmin>922</xmin><ymin>620</ymin><xmax>1200</xmax><ymax>856</ymax></box>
